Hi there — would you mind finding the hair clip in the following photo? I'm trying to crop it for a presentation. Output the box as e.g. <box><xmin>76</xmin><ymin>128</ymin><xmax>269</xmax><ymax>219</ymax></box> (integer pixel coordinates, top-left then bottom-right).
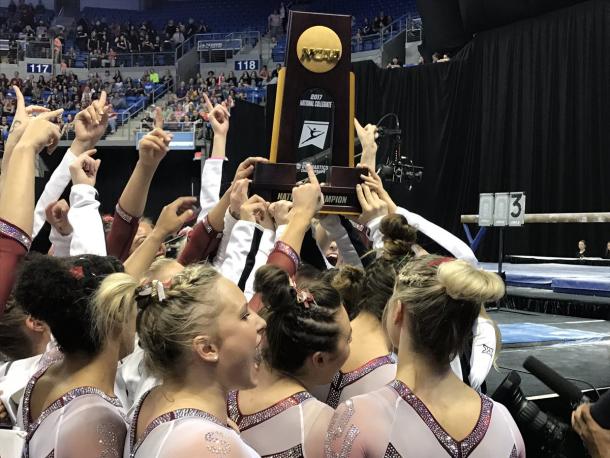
<box><xmin>155</xmin><ymin>280</ymin><xmax>166</xmax><ymax>302</ymax></box>
<box><xmin>288</xmin><ymin>276</ymin><xmax>316</xmax><ymax>309</ymax></box>
<box><xmin>137</xmin><ymin>284</ymin><xmax>153</xmax><ymax>298</ymax></box>
<box><xmin>295</xmin><ymin>288</ymin><xmax>316</xmax><ymax>309</ymax></box>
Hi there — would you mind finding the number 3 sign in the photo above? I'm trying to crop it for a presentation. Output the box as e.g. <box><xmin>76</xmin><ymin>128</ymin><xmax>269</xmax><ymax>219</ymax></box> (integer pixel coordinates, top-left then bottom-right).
<box><xmin>478</xmin><ymin>192</ymin><xmax>526</xmax><ymax>227</ymax></box>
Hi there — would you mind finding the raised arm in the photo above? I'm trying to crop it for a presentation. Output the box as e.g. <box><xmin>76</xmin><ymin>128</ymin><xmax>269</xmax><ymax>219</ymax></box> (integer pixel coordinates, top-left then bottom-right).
<box><xmin>354</xmin><ymin>118</ymin><xmax>378</xmax><ymax>172</ymax></box>
<box><xmin>360</xmin><ymin>166</ymin><xmax>477</xmax><ymax>264</ymax></box>
<box><xmin>0</xmin><ymin>113</ymin><xmax>61</xmax><ymax>313</ymax></box>
<box><xmin>0</xmin><ymin>86</ymin><xmax>49</xmax><ymax>195</ymax></box>
<box><xmin>106</xmin><ymin>126</ymin><xmax>171</xmax><ymax>261</ymax></box>
<box><xmin>124</xmin><ymin>196</ymin><xmax>196</xmax><ymax>278</ymax></box>
<box><xmin>67</xmin><ymin>149</ymin><xmax>106</xmax><ymax>256</ymax></box>
<box><xmin>33</xmin><ymin>90</ymin><xmax>112</xmax><ymax>237</ymax></box>
<box><xmin>197</xmin><ymin>95</ymin><xmax>229</xmax><ymax>219</ymax></box>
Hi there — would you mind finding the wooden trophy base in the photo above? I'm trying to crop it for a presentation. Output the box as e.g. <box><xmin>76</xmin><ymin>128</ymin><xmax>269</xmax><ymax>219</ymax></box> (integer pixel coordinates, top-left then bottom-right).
<box><xmin>251</xmin><ymin>162</ymin><xmax>365</xmax><ymax>216</ymax></box>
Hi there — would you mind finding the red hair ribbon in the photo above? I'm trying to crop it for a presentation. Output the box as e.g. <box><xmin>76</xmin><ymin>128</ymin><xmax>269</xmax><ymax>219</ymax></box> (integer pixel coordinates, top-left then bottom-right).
<box><xmin>428</xmin><ymin>257</ymin><xmax>455</xmax><ymax>267</ymax></box>
<box><xmin>69</xmin><ymin>265</ymin><xmax>84</xmax><ymax>279</ymax></box>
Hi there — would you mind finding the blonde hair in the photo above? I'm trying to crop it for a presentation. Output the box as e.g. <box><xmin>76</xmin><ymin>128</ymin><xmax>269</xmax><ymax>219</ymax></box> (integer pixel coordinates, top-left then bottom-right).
<box><xmin>390</xmin><ymin>255</ymin><xmax>504</xmax><ymax>366</ymax></box>
<box><xmin>136</xmin><ymin>264</ymin><xmax>221</xmax><ymax>380</ymax></box>
<box><xmin>91</xmin><ymin>272</ymin><xmax>139</xmax><ymax>346</ymax></box>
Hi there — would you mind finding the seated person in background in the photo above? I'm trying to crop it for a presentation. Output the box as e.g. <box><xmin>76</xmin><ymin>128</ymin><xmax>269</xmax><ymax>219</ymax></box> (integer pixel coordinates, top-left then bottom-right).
<box><xmin>603</xmin><ymin>242</ymin><xmax>610</xmax><ymax>259</ymax></box>
<box><xmin>577</xmin><ymin>239</ymin><xmax>587</xmax><ymax>258</ymax></box>
<box><xmin>386</xmin><ymin>57</ymin><xmax>402</xmax><ymax>68</ymax></box>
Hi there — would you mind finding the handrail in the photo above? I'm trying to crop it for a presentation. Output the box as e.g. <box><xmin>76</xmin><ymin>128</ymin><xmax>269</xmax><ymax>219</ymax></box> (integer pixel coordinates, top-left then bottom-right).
<box><xmin>86</xmin><ymin>51</ymin><xmax>175</xmax><ymax>69</ymax></box>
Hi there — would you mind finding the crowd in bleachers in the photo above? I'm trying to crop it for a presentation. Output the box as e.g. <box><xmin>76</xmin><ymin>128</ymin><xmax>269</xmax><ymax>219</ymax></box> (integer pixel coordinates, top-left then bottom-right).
<box><xmin>155</xmin><ymin>65</ymin><xmax>279</xmax><ymax>137</ymax></box>
<box><xmin>0</xmin><ymin>69</ymin><xmax>171</xmax><ymax>148</ymax></box>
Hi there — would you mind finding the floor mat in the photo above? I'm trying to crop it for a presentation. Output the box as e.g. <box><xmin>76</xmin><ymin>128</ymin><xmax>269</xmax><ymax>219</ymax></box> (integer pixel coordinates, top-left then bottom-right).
<box><xmin>499</xmin><ymin>323</ymin><xmax>608</xmax><ymax>346</ymax></box>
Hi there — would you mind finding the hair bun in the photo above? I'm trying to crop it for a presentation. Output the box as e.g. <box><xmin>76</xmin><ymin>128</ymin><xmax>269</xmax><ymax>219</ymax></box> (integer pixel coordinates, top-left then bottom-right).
<box><xmin>330</xmin><ymin>265</ymin><xmax>365</xmax><ymax>320</ymax></box>
<box><xmin>254</xmin><ymin>265</ymin><xmax>296</xmax><ymax>314</ymax></box>
<box><xmin>437</xmin><ymin>260</ymin><xmax>505</xmax><ymax>304</ymax></box>
<box><xmin>380</xmin><ymin>214</ymin><xmax>417</xmax><ymax>260</ymax></box>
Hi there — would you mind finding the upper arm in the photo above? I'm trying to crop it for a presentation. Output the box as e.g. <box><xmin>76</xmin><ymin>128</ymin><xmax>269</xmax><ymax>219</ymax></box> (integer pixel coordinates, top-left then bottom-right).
<box><xmin>58</xmin><ymin>405</ymin><xmax>127</xmax><ymax>458</ymax></box>
<box><xmin>0</xmin><ymin>236</ymin><xmax>27</xmax><ymax>315</ymax></box>
<box><xmin>324</xmin><ymin>400</ymin><xmax>368</xmax><ymax>458</ymax></box>
<box><xmin>160</xmin><ymin>424</ymin><xmax>257</xmax><ymax>458</ymax></box>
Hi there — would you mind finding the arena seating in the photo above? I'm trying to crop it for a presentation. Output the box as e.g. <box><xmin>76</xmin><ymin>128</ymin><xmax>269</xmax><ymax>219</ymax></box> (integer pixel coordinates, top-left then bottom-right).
<box><xmin>81</xmin><ymin>0</ymin><xmax>416</xmax><ymax>35</ymax></box>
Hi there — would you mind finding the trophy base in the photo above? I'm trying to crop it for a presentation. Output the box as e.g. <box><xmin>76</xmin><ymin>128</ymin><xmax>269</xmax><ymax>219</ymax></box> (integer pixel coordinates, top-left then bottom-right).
<box><xmin>251</xmin><ymin>162</ymin><xmax>365</xmax><ymax>216</ymax></box>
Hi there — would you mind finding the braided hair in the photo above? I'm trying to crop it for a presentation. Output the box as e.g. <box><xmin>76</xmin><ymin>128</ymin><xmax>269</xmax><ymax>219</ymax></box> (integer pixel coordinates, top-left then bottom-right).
<box><xmin>254</xmin><ymin>265</ymin><xmax>344</xmax><ymax>375</ymax></box>
<box><xmin>135</xmin><ymin>264</ymin><xmax>221</xmax><ymax>380</ymax></box>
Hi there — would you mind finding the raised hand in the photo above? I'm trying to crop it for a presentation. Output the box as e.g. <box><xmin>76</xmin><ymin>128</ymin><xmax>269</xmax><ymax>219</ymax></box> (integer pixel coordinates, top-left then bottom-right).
<box><xmin>20</xmin><ymin>110</ymin><xmax>64</xmax><ymax>154</ymax></box>
<box><xmin>268</xmin><ymin>200</ymin><xmax>293</xmax><ymax>227</ymax></box>
<box><xmin>138</xmin><ymin>128</ymin><xmax>172</xmax><ymax>167</ymax></box>
<box><xmin>355</xmin><ymin>118</ymin><xmax>378</xmax><ymax>170</ymax></box>
<box><xmin>6</xmin><ymin>85</ymin><xmax>50</xmax><ymax>145</ymax></box>
<box><xmin>291</xmin><ymin>163</ymin><xmax>323</xmax><ymax>220</ymax></box>
<box><xmin>154</xmin><ymin>196</ymin><xmax>198</xmax><ymax>238</ymax></box>
<box><xmin>45</xmin><ymin>199</ymin><xmax>73</xmax><ymax>236</ymax></box>
<box><xmin>229</xmin><ymin>178</ymin><xmax>250</xmax><ymax>219</ymax></box>
<box><xmin>73</xmin><ymin>90</ymin><xmax>113</xmax><ymax>154</ymax></box>
<box><xmin>69</xmin><ymin>149</ymin><xmax>100</xmax><ymax>187</ymax></box>
<box><xmin>203</xmin><ymin>93</ymin><xmax>230</xmax><ymax>138</ymax></box>
<box><xmin>358</xmin><ymin>164</ymin><xmax>397</xmax><ymax>214</ymax></box>
<box><xmin>356</xmin><ymin>183</ymin><xmax>388</xmax><ymax>224</ymax></box>
<box><xmin>233</xmin><ymin>156</ymin><xmax>269</xmax><ymax>183</ymax></box>
<box><xmin>240</xmin><ymin>194</ymin><xmax>270</xmax><ymax>227</ymax></box>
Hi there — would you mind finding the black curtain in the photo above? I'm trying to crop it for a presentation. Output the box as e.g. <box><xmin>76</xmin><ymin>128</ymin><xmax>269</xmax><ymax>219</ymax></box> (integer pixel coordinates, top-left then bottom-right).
<box><xmin>353</xmin><ymin>0</ymin><xmax>610</xmax><ymax>260</ymax></box>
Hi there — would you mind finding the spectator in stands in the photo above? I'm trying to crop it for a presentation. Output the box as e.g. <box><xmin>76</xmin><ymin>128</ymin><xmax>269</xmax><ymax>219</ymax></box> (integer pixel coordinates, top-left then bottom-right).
<box><xmin>2</xmin><ymin>98</ymin><xmax>15</xmax><ymax>116</ymax></box>
<box><xmin>141</xmin><ymin>35</ymin><xmax>155</xmax><ymax>53</ymax></box>
<box><xmin>36</xmin><ymin>20</ymin><xmax>47</xmax><ymax>40</ymax></box>
<box><xmin>87</xmin><ymin>30</ymin><xmax>99</xmax><ymax>53</ymax></box>
<box><xmin>0</xmin><ymin>117</ymin><xmax>9</xmax><ymax>139</ymax></box>
<box><xmin>577</xmin><ymin>240</ymin><xmax>587</xmax><ymax>258</ymax></box>
<box><xmin>10</xmin><ymin>72</ymin><xmax>22</xmax><ymax>88</ymax></box>
<box><xmin>162</xmin><ymin>33</ymin><xmax>173</xmax><ymax>51</ymax></box>
<box><xmin>372</xmin><ymin>16</ymin><xmax>383</xmax><ymax>33</ymax></box>
<box><xmin>381</xmin><ymin>11</ymin><xmax>391</xmax><ymax>27</ymax></box>
<box><xmin>205</xmin><ymin>71</ymin><xmax>215</xmax><ymax>87</ymax></box>
<box><xmin>0</xmin><ymin>74</ymin><xmax>9</xmax><ymax>92</ymax></box>
<box><xmin>108</xmin><ymin>48</ymin><xmax>117</xmax><ymax>67</ymax></box>
<box><xmin>75</xmin><ymin>25</ymin><xmax>88</xmax><ymax>51</ymax></box>
<box><xmin>176</xmin><ymin>81</ymin><xmax>188</xmax><ymax>100</ymax></box>
<box><xmin>268</xmin><ymin>9</ymin><xmax>282</xmax><ymax>39</ymax></box>
<box><xmin>271</xmin><ymin>63</ymin><xmax>282</xmax><ymax>80</ymax></box>
<box><xmin>604</xmin><ymin>242</ymin><xmax>610</xmax><ymax>259</ymax></box>
<box><xmin>226</xmin><ymin>71</ymin><xmax>237</xmax><ymax>86</ymax></box>
<box><xmin>185</xmin><ymin>18</ymin><xmax>198</xmax><ymax>38</ymax></box>
<box><xmin>239</xmin><ymin>71</ymin><xmax>252</xmax><ymax>87</ymax></box>
<box><xmin>386</xmin><ymin>57</ymin><xmax>401</xmax><ymax>69</ymax></box>
<box><xmin>259</xmin><ymin>65</ymin><xmax>269</xmax><ymax>82</ymax></box>
<box><xmin>149</xmin><ymin>69</ymin><xmax>160</xmax><ymax>84</ymax></box>
<box><xmin>115</xmin><ymin>33</ymin><xmax>129</xmax><ymax>53</ymax></box>
<box><xmin>362</xmin><ymin>18</ymin><xmax>372</xmax><ymax>36</ymax></box>
<box><xmin>53</xmin><ymin>34</ymin><xmax>63</xmax><ymax>62</ymax></box>
<box><xmin>280</xmin><ymin>2</ymin><xmax>287</xmax><ymax>32</ymax></box>
<box><xmin>81</xmin><ymin>85</ymin><xmax>93</xmax><ymax>107</ymax></box>
<box><xmin>165</xmin><ymin>19</ymin><xmax>177</xmax><ymax>37</ymax></box>
<box><xmin>251</xmin><ymin>70</ymin><xmax>262</xmax><ymax>86</ymax></box>
<box><xmin>111</xmin><ymin>91</ymin><xmax>127</xmax><ymax>110</ymax></box>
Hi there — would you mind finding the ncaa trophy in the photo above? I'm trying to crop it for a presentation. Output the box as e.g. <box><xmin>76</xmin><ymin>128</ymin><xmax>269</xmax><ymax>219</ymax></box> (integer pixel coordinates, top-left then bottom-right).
<box><xmin>251</xmin><ymin>10</ymin><xmax>365</xmax><ymax>215</ymax></box>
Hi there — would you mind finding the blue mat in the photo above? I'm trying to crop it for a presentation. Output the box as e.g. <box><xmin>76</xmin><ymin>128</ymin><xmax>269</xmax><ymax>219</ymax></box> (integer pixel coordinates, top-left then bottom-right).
<box><xmin>480</xmin><ymin>262</ymin><xmax>610</xmax><ymax>296</ymax></box>
<box><xmin>499</xmin><ymin>323</ymin><xmax>607</xmax><ymax>345</ymax></box>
